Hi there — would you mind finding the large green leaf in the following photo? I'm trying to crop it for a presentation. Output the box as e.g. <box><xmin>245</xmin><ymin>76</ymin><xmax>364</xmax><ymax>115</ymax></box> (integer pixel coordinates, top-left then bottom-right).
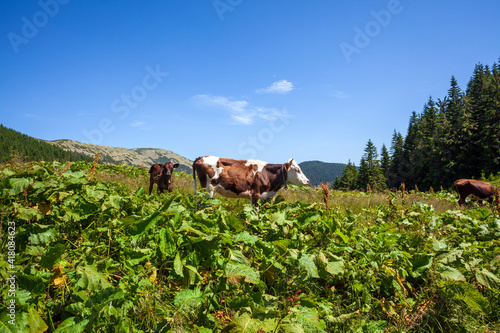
<box><xmin>129</xmin><ymin>211</ymin><xmax>163</xmax><ymax>236</ymax></box>
<box><xmin>325</xmin><ymin>258</ymin><xmax>344</xmax><ymax>276</ymax></box>
<box><xmin>233</xmin><ymin>231</ymin><xmax>259</xmax><ymax>244</ymax></box>
<box><xmin>444</xmin><ymin>282</ymin><xmax>490</xmax><ymax>314</ymax></box>
<box><xmin>129</xmin><ymin>195</ymin><xmax>179</xmax><ymax>236</ymax></box>
<box><xmin>174</xmin><ymin>252</ymin><xmax>184</xmax><ymax>277</ymax></box>
<box><xmin>411</xmin><ymin>253</ymin><xmax>433</xmax><ymax>278</ymax></box>
<box><xmin>17</xmin><ymin>306</ymin><xmax>48</xmax><ymax>333</ymax></box>
<box><xmin>475</xmin><ymin>268</ymin><xmax>500</xmax><ymax>290</ymax></box>
<box><xmin>280</xmin><ymin>306</ymin><xmax>326</xmax><ymax>333</ymax></box>
<box><xmin>174</xmin><ymin>287</ymin><xmax>204</xmax><ymax>312</ymax></box>
<box><xmin>84</xmin><ymin>184</ymin><xmax>107</xmax><ymax>202</ymax></box>
<box><xmin>28</xmin><ymin>225</ymin><xmax>59</xmax><ymax>245</ymax></box>
<box><xmin>437</xmin><ymin>264</ymin><xmax>465</xmax><ymax>282</ymax></box>
<box><xmin>225</xmin><ymin>313</ymin><xmax>278</xmax><ymax>333</ymax></box>
<box><xmin>39</xmin><ymin>243</ymin><xmax>67</xmax><ymax>269</ymax></box>
<box><xmin>225</xmin><ymin>261</ymin><xmax>260</xmax><ymax>285</ymax></box>
<box><xmin>0</xmin><ymin>310</ymin><xmax>16</xmax><ymax>333</ymax></box>
<box><xmin>298</xmin><ymin>254</ymin><xmax>319</xmax><ymax>279</ymax></box>
<box><xmin>62</xmin><ymin>170</ymin><xmax>87</xmax><ymax>184</ymax></box>
<box><xmin>158</xmin><ymin>227</ymin><xmax>176</xmax><ymax>258</ymax></box>
<box><xmin>75</xmin><ymin>265</ymin><xmax>111</xmax><ymax>293</ymax></box>
<box><xmin>434</xmin><ymin>250</ymin><xmax>462</xmax><ymax>264</ymax></box>
<box><xmin>7</xmin><ymin>177</ymin><xmax>34</xmax><ymax>196</ymax></box>
<box><xmin>53</xmin><ymin>317</ymin><xmax>89</xmax><ymax>333</ymax></box>
<box><xmin>123</xmin><ymin>248</ymin><xmax>151</xmax><ymax>266</ymax></box>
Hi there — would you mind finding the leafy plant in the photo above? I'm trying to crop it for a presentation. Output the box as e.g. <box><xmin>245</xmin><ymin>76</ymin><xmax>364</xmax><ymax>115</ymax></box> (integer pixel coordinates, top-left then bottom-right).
<box><xmin>0</xmin><ymin>161</ymin><xmax>499</xmax><ymax>332</ymax></box>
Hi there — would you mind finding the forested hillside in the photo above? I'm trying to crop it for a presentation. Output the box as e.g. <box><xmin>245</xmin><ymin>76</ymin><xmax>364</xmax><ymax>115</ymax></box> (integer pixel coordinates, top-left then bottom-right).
<box><xmin>299</xmin><ymin>160</ymin><xmax>345</xmax><ymax>186</ymax></box>
<box><xmin>0</xmin><ymin>125</ymin><xmax>89</xmax><ymax>163</ymax></box>
<box><xmin>341</xmin><ymin>58</ymin><xmax>500</xmax><ymax>191</ymax></box>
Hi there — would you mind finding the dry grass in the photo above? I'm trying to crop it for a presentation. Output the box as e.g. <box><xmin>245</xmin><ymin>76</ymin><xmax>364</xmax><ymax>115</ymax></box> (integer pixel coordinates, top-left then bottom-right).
<box><xmin>280</xmin><ymin>186</ymin><xmax>458</xmax><ymax>214</ymax></box>
<box><xmin>8</xmin><ymin>159</ymin><xmax>458</xmax><ymax>213</ymax></box>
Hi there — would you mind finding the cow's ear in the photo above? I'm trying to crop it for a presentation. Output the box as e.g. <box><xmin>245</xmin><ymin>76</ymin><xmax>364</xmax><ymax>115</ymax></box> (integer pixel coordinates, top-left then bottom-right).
<box><xmin>284</xmin><ymin>162</ymin><xmax>291</xmax><ymax>171</ymax></box>
<box><xmin>173</xmin><ymin>163</ymin><xmax>180</xmax><ymax>168</ymax></box>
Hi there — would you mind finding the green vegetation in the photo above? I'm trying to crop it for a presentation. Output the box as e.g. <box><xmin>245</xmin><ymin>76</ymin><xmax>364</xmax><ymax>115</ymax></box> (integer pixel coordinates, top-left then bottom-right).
<box><xmin>1</xmin><ymin>160</ymin><xmax>499</xmax><ymax>332</ymax></box>
<box><xmin>343</xmin><ymin>58</ymin><xmax>500</xmax><ymax>191</ymax></box>
<box><xmin>298</xmin><ymin>161</ymin><xmax>345</xmax><ymax>187</ymax></box>
<box><xmin>0</xmin><ymin>125</ymin><xmax>89</xmax><ymax>164</ymax></box>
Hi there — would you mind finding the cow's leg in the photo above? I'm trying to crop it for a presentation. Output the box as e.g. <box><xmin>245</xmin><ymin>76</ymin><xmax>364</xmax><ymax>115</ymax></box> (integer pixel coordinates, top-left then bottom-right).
<box><xmin>149</xmin><ymin>179</ymin><xmax>154</xmax><ymax>195</ymax></box>
<box><xmin>487</xmin><ymin>195</ymin><xmax>494</xmax><ymax>204</ymax></box>
<box><xmin>251</xmin><ymin>193</ymin><xmax>261</xmax><ymax>209</ymax></box>
<box><xmin>207</xmin><ymin>184</ymin><xmax>216</xmax><ymax>197</ymax></box>
<box><xmin>458</xmin><ymin>192</ymin><xmax>466</xmax><ymax>205</ymax></box>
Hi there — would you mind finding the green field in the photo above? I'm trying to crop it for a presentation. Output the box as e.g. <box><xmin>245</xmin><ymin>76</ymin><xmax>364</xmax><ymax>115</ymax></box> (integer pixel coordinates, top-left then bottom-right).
<box><xmin>1</xmin><ymin>161</ymin><xmax>499</xmax><ymax>332</ymax></box>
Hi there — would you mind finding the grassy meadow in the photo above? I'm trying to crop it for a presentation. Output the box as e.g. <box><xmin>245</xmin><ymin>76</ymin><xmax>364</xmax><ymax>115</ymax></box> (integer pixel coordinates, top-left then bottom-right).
<box><xmin>1</xmin><ymin>161</ymin><xmax>499</xmax><ymax>332</ymax></box>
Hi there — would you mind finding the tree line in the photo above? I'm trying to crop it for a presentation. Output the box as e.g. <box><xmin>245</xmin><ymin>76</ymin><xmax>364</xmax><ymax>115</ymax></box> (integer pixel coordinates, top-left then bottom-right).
<box><xmin>0</xmin><ymin>125</ymin><xmax>90</xmax><ymax>163</ymax></box>
<box><xmin>336</xmin><ymin>58</ymin><xmax>500</xmax><ymax>191</ymax></box>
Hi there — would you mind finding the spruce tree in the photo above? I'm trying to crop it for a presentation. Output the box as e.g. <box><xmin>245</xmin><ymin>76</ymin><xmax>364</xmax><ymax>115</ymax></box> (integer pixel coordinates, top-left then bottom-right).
<box><xmin>380</xmin><ymin>144</ymin><xmax>390</xmax><ymax>187</ymax></box>
<box><xmin>358</xmin><ymin>140</ymin><xmax>387</xmax><ymax>191</ymax></box>
<box><xmin>466</xmin><ymin>64</ymin><xmax>489</xmax><ymax>178</ymax></box>
<box><xmin>388</xmin><ymin>130</ymin><xmax>406</xmax><ymax>188</ymax></box>
<box><xmin>445</xmin><ymin>76</ymin><xmax>470</xmax><ymax>180</ymax></box>
<box><xmin>403</xmin><ymin>111</ymin><xmax>422</xmax><ymax>187</ymax></box>
<box><xmin>339</xmin><ymin>160</ymin><xmax>358</xmax><ymax>190</ymax></box>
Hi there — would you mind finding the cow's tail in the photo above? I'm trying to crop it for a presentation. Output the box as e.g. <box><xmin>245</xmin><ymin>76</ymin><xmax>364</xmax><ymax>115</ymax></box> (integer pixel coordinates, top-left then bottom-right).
<box><xmin>494</xmin><ymin>185</ymin><xmax>500</xmax><ymax>215</ymax></box>
<box><xmin>192</xmin><ymin>162</ymin><xmax>198</xmax><ymax>200</ymax></box>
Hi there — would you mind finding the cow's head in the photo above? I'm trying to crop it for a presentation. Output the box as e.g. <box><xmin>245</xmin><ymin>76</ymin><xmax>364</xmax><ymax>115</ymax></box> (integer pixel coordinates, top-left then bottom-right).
<box><xmin>162</xmin><ymin>162</ymin><xmax>180</xmax><ymax>178</ymax></box>
<box><xmin>284</xmin><ymin>159</ymin><xmax>309</xmax><ymax>185</ymax></box>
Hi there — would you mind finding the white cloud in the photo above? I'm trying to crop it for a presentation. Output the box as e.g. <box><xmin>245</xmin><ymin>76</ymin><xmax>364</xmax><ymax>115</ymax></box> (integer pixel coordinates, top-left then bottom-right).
<box><xmin>331</xmin><ymin>90</ymin><xmax>349</xmax><ymax>99</ymax></box>
<box><xmin>129</xmin><ymin>121</ymin><xmax>153</xmax><ymax>130</ymax></box>
<box><xmin>324</xmin><ymin>84</ymin><xmax>350</xmax><ymax>99</ymax></box>
<box><xmin>130</xmin><ymin>121</ymin><xmax>146</xmax><ymax>127</ymax></box>
<box><xmin>193</xmin><ymin>94</ymin><xmax>289</xmax><ymax>125</ymax></box>
<box><xmin>256</xmin><ymin>80</ymin><xmax>294</xmax><ymax>94</ymax></box>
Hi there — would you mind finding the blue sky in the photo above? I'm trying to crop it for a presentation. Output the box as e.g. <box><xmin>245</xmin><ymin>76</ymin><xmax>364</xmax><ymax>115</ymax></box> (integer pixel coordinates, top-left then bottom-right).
<box><xmin>1</xmin><ymin>1</ymin><xmax>499</xmax><ymax>165</ymax></box>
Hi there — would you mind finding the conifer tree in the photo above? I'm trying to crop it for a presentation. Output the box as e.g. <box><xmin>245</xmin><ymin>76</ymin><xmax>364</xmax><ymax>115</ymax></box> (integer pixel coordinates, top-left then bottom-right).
<box><xmin>339</xmin><ymin>160</ymin><xmax>358</xmax><ymax>190</ymax></box>
<box><xmin>445</xmin><ymin>76</ymin><xmax>469</xmax><ymax>180</ymax></box>
<box><xmin>358</xmin><ymin>140</ymin><xmax>387</xmax><ymax>191</ymax></box>
<box><xmin>380</xmin><ymin>144</ymin><xmax>390</xmax><ymax>187</ymax></box>
<box><xmin>403</xmin><ymin>111</ymin><xmax>421</xmax><ymax>187</ymax></box>
<box><xmin>466</xmin><ymin>64</ymin><xmax>489</xmax><ymax>178</ymax></box>
<box><xmin>388</xmin><ymin>130</ymin><xmax>405</xmax><ymax>188</ymax></box>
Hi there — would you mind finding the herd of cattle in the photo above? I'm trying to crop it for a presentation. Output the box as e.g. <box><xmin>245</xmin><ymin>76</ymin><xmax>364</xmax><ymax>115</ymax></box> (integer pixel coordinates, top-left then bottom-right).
<box><xmin>148</xmin><ymin>156</ymin><xmax>497</xmax><ymax>207</ymax></box>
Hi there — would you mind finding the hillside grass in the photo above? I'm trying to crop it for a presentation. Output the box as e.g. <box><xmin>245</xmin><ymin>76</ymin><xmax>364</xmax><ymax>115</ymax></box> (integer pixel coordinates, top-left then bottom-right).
<box><xmin>93</xmin><ymin>165</ymin><xmax>464</xmax><ymax>215</ymax></box>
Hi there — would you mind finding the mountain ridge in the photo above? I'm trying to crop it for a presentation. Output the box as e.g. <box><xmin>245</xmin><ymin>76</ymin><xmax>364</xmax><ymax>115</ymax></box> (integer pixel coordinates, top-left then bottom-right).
<box><xmin>298</xmin><ymin>160</ymin><xmax>346</xmax><ymax>187</ymax></box>
<box><xmin>2</xmin><ymin>124</ymin><xmax>345</xmax><ymax>184</ymax></box>
<box><xmin>48</xmin><ymin>139</ymin><xmax>193</xmax><ymax>172</ymax></box>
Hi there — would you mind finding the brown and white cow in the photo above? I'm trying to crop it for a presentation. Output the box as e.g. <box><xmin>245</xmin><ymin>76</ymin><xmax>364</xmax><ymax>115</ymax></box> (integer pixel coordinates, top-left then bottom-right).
<box><xmin>149</xmin><ymin>162</ymin><xmax>180</xmax><ymax>194</ymax></box>
<box><xmin>192</xmin><ymin>156</ymin><xmax>309</xmax><ymax>207</ymax></box>
<box><xmin>453</xmin><ymin>179</ymin><xmax>496</xmax><ymax>205</ymax></box>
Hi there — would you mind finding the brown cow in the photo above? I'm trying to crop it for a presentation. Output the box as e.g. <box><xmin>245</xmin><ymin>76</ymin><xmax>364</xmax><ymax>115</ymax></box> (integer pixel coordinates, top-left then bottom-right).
<box><xmin>149</xmin><ymin>162</ymin><xmax>180</xmax><ymax>194</ymax></box>
<box><xmin>192</xmin><ymin>156</ymin><xmax>309</xmax><ymax>207</ymax></box>
<box><xmin>453</xmin><ymin>179</ymin><xmax>496</xmax><ymax>205</ymax></box>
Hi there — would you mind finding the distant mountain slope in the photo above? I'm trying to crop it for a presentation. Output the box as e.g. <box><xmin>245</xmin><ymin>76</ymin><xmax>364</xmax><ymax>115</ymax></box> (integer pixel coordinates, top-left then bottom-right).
<box><xmin>0</xmin><ymin>124</ymin><xmax>89</xmax><ymax>163</ymax></box>
<box><xmin>299</xmin><ymin>160</ymin><xmax>345</xmax><ymax>187</ymax></box>
<box><xmin>49</xmin><ymin>140</ymin><xmax>193</xmax><ymax>172</ymax></box>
